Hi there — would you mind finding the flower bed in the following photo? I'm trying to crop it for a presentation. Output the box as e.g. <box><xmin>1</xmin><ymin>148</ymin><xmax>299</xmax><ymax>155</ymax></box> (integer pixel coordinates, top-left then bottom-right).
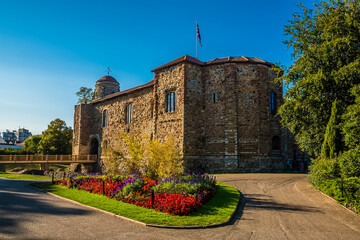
<box><xmin>54</xmin><ymin>173</ymin><xmax>217</xmax><ymax>216</ymax></box>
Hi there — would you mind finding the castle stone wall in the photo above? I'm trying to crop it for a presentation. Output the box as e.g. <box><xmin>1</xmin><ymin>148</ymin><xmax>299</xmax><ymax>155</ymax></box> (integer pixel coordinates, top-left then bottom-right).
<box><xmin>73</xmin><ymin>56</ymin><xmax>307</xmax><ymax>173</ymax></box>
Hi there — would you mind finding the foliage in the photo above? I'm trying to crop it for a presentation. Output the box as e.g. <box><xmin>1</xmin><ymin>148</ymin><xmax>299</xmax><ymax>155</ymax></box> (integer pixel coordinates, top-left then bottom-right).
<box><xmin>342</xmin><ymin>85</ymin><xmax>360</xmax><ymax>150</ymax></box>
<box><xmin>33</xmin><ymin>181</ymin><xmax>239</xmax><ymax>226</ymax></box>
<box><xmin>55</xmin><ymin>173</ymin><xmax>217</xmax><ymax>216</ymax></box>
<box><xmin>318</xmin><ymin>177</ymin><xmax>360</xmax><ymax>214</ymax></box>
<box><xmin>23</xmin><ymin>135</ymin><xmax>42</xmax><ymax>154</ymax></box>
<box><xmin>148</xmin><ymin>136</ymin><xmax>183</xmax><ymax>179</ymax></box>
<box><xmin>0</xmin><ymin>148</ymin><xmax>28</xmax><ymax>155</ymax></box>
<box><xmin>76</xmin><ymin>87</ymin><xmax>94</xmax><ymax>104</ymax></box>
<box><xmin>102</xmin><ymin>133</ymin><xmax>183</xmax><ymax>179</ymax></box>
<box><xmin>277</xmin><ymin>0</ymin><xmax>360</xmax><ymax>156</ymax></box>
<box><xmin>320</xmin><ymin>100</ymin><xmax>342</xmax><ymax>159</ymax></box>
<box><xmin>340</xmin><ymin>147</ymin><xmax>360</xmax><ymax>178</ymax></box>
<box><xmin>153</xmin><ymin>174</ymin><xmax>217</xmax><ymax>195</ymax></box>
<box><xmin>37</xmin><ymin>118</ymin><xmax>73</xmax><ymax>155</ymax></box>
<box><xmin>309</xmin><ymin>156</ymin><xmax>341</xmax><ymax>187</ymax></box>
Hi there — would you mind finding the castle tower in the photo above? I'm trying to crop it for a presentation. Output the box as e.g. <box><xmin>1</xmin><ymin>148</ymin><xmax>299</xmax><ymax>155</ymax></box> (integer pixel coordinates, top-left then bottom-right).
<box><xmin>94</xmin><ymin>75</ymin><xmax>120</xmax><ymax>99</ymax></box>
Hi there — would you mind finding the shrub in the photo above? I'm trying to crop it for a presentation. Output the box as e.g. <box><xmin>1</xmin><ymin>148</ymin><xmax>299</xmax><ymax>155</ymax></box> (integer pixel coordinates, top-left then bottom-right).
<box><xmin>318</xmin><ymin>177</ymin><xmax>360</xmax><ymax>214</ymax></box>
<box><xmin>340</xmin><ymin>147</ymin><xmax>360</xmax><ymax>178</ymax></box>
<box><xmin>309</xmin><ymin>156</ymin><xmax>341</xmax><ymax>187</ymax></box>
<box><xmin>102</xmin><ymin>133</ymin><xmax>183</xmax><ymax>179</ymax></box>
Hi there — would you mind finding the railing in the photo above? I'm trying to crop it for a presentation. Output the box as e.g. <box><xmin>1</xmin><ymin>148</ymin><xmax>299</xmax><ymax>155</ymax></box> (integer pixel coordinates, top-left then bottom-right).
<box><xmin>0</xmin><ymin>155</ymin><xmax>97</xmax><ymax>164</ymax></box>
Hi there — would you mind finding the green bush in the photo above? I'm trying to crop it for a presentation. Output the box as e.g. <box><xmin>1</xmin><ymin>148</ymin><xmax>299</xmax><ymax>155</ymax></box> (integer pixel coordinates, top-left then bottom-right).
<box><xmin>103</xmin><ymin>133</ymin><xmax>183</xmax><ymax>179</ymax></box>
<box><xmin>0</xmin><ymin>148</ymin><xmax>29</xmax><ymax>155</ymax></box>
<box><xmin>340</xmin><ymin>147</ymin><xmax>360</xmax><ymax>178</ymax></box>
<box><xmin>318</xmin><ymin>177</ymin><xmax>360</xmax><ymax>214</ymax></box>
<box><xmin>309</xmin><ymin>156</ymin><xmax>341</xmax><ymax>187</ymax></box>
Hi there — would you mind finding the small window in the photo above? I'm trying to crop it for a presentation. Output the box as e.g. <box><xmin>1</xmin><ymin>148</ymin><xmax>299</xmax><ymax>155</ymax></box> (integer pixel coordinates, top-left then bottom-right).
<box><xmin>272</xmin><ymin>136</ymin><xmax>280</xmax><ymax>150</ymax></box>
<box><xmin>269</xmin><ymin>91</ymin><xmax>277</xmax><ymax>115</ymax></box>
<box><xmin>166</xmin><ymin>92</ymin><xmax>176</xmax><ymax>112</ymax></box>
<box><xmin>102</xmin><ymin>110</ymin><xmax>108</xmax><ymax>128</ymax></box>
<box><xmin>126</xmin><ymin>103</ymin><xmax>133</xmax><ymax>124</ymax></box>
<box><xmin>211</xmin><ymin>92</ymin><xmax>217</xmax><ymax>103</ymax></box>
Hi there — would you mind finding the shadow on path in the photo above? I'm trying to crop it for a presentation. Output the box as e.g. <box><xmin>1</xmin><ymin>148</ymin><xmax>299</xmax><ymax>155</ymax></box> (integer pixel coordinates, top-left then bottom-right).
<box><xmin>0</xmin><ymin>179</ymin><xmax>90</xmax><ymax>236</ymax></box>
<box><xmin>244</xmin><ymin>194</ymin><xmax>322</xmax><ymax>213</ymax></box>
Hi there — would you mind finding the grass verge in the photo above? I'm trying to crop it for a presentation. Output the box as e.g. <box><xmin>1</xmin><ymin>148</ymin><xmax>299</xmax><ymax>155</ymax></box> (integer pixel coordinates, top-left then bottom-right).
<box><xmin>30</xmin><ymin>181</ymin><xmax>240</xmax><ymax>227</ymax></box>
<box><xmin>0</xmin><ymin>172</ymin><xmax>51</xmax><ymax>180</ymax></box>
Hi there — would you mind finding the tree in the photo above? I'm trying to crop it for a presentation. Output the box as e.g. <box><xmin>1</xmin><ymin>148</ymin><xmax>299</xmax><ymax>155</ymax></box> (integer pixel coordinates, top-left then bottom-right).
<box><xmin>278</xmin><ymin>0</ymin><xmax>360</xmax><ymax>156</ymax></box>
<box><xmin>38</xmin><ymin>118</ymin><xmax>73</xmax><ymax>154</ymax></box>
<box><xmin>76</xmin><ymin>87</ymin><xmax>94</xmax><ymax>104</ymax></box>
<box><xmin>23</xmin><ymin>135</ymin><xmax>42</xmax><ymax>154</ymax></box>
<box><xmin>320</xmin><ymin>99</ymin><xmax>342</xmax><ymax>159</ymax></box>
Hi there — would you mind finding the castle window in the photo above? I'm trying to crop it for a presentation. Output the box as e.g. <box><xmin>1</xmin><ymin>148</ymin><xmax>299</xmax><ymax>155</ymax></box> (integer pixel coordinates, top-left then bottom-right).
<box><xmin>126</xmin><ymin>103</ymin><xmax>133</xmax><ymax>124</ymax></box>
<box><xmin>102</xmin><ymin>110</ymin><xmax>108</xmax><ymax>128</ymax></box>
<box><xmin>166</xmin><ymin>92</ymin><xmax>176</xmax><ymax>112</ymax></box>
<box><xmin>272</xmin><ymin>136</ymin><xmax>280</xmax><ymax>150</ymax></box>
<box><xmin>269</xmin><ymin>91</ymin><xmax>277</xmax><ymax>115</ymax></box>
<box><xmin>211</xmin><ymin>92</ymin><xmax>217</xmax><ymax>103</ymax></box>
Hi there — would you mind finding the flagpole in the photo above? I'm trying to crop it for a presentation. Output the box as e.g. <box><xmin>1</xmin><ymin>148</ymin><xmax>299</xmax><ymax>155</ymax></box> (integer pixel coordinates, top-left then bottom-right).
<box><xmin>196</xmin><ymin>20</ymin><xmax>198</xmax><ymax>59</ymax></box>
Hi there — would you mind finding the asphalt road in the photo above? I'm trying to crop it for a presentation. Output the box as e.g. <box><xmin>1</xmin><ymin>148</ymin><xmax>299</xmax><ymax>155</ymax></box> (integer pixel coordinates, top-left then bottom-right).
<box><xmin>0</xmin><ymin>174</ymin><xmax>359</xmax><ymax>240</ymax></box>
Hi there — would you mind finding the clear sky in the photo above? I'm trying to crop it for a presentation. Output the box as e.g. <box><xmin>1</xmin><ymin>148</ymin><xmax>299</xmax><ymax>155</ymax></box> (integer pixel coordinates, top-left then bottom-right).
<box><xmin>0</xmin><ymin>0</ymin><xmax>317</xmax><ymax>135</ymax></box>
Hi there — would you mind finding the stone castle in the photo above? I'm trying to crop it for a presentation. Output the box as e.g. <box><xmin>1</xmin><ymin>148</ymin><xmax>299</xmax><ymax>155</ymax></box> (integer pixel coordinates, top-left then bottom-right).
<box><xmin>73</xmin><ymin>55</ymin><xmax>306</xmax><ymax>173</ymax></box>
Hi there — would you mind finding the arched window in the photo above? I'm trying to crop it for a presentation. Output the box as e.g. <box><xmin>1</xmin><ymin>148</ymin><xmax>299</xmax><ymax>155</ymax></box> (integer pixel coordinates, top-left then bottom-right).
<box><xmin>166</xmin><ymin>92</ymin><xmax>176</xmax><ymax>112</ymax></box>
<box><xmin>269</xmin><ymin>91</ymin><xmax>277</xmax><ymax>115</ymax></box>
<box><xmin>272</xmin><ymin>136</ymin><xmax>280</xmax><ymax>150</ymax></box>
<box><xmin>211</xmin><ymin>92</ymin><xmax>217</xmax><ymax>103</ymax></box>
<box><xmin>126</xmin><ymin>103</ymin><xmax>133</xmax><ymax>124</ymax></box>
<box><xmin>102</xmin><ymin>110</ymin><xmax>108</xmax><ymax>128</ymax></box>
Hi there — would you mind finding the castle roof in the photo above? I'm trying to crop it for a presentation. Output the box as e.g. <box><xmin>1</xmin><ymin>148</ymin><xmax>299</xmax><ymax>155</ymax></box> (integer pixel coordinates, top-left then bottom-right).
<box><xmin>91</xmin><ymin>80</ymin><xmax>154</xmax><ymax>104</ymax></box>
<box><xmin>151</xmin><ymin>55</ymin><xmax>273</xmax><ymax>72</ymax></box>
<box><xmin>96</xmin><ymin>75</ymin><xmax>119</xmax><ymax>84</ymax></box>
<box><xmin>92</xmin><ymin>55</ymin><xmax>273</xmax><ymax>104</ymax></box>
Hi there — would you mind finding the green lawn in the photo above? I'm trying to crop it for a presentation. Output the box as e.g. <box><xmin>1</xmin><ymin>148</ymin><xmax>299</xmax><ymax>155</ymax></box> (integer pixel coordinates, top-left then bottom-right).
<box><xmin>31</xmin><ymin>181</ymin><xmax>240</xmax><ymax>227</ymax></box>
<box><xmin>0</xmin><ymin>172</ymin><xmax>51</xmax><ymax>180</ymax></box>
<box><xmin>5</xmin><ymin>164</ymin><xmax>68</xmax><ymax>172</ymax></box>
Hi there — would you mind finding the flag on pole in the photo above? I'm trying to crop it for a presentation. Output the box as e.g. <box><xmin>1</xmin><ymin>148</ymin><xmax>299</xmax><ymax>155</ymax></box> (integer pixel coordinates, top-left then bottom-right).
<box><xmin>197</xmin><ymin>23</ymin><xmax>202</xmax><ymax>47</ymax></box>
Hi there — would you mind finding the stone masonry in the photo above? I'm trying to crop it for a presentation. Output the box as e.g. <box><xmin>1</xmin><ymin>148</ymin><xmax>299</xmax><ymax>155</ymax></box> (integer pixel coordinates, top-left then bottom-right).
<box><xmin>73</xmin><ymin>55</ymin><xmax>307</xmax><ymax>173</ymax></box>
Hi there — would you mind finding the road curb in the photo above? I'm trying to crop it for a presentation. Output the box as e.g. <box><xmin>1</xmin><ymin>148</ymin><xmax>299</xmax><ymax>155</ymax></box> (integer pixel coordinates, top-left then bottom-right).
<box><xmin>26</xmin><ymin>182</ymin><xmax>242</xmax><ymax>229</ymax></box>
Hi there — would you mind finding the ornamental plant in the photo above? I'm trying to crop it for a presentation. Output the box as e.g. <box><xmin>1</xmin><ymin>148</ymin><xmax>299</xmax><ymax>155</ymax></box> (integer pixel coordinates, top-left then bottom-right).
<box><xmin>102</xmin><ymin>133</ymin><xmax>183</xmax><ymax>179</ymax></box>
<box><xmin>54</xmin><ymin>173</ymin><xmax>217</xmax><ymax>216</ymax></box>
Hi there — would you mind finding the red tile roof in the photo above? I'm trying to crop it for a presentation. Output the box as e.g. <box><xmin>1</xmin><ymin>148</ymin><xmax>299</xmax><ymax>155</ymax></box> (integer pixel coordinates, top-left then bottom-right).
<box><xmin>91</xmin><ymin>80</ymin><xmax>154</xmax><ymax>104</ymax></box>
<box><xmin>151</xmin><ymin>55</ymin><xmax>273</xmax><ymax>72</ymax></box>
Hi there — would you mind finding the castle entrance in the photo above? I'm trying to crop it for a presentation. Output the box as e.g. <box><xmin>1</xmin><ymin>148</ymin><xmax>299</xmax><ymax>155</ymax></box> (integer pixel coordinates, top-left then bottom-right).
<box><xmin>90</xmin><ymin>138</ymin><xmax>99</xmax><ymax>155</ymax></box>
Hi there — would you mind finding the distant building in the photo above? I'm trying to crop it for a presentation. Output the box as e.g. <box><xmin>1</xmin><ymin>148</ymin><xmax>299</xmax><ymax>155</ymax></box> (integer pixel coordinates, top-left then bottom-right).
<box><xmin>1</xmin><ymin>128</ymin><xmax>32</xmax><ymax>144</ymax></box>
<box><xmin>16</xmin><ymin>128</ymin><xmax>32</xmax><ymax>142</ymax></box>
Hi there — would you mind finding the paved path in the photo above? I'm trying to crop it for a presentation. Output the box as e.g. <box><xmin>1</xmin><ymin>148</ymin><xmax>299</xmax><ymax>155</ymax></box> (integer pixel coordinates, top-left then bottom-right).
<box><xmin>0</xmin><ymin>174</ymin><xmax>359</xmax><ymax>240</ymax></box>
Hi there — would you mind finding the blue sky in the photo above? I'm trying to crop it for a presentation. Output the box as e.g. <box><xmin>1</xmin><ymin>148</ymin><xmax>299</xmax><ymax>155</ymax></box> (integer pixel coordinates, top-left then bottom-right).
<box><xmin>0</xmin><ymin>0</ymin><xmax>316</xmax><ymax>135</ymax></box>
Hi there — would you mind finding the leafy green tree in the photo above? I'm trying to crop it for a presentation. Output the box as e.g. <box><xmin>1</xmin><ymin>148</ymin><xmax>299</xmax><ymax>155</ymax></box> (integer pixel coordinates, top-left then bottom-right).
<box><xmin>76</xmin><ymin>87</ymin><xmax>94</xmax><ymax>104</ymax></box>
<box><xmin>278</xmin><ymin>0</ymin><xmax>360</xmax><ymax>156</ymax></box>
<box><xmin>342</xmin><ymin>85</ymin><xmax>360</xmax><ymax>150</ymax></box>
<box><xmin>38</xmin><ymin>118</ymin><xmax>72</xmax><ymax>154</ymax></box>
<box><xmin>23</xmin><ymin>135</ymin><xmax>42</xmax><ymax>154</ymax></box>
<box><xmin>321</xmin><ymin>100</ymin><xmax>342</xmax><ymax>159</ymax></box>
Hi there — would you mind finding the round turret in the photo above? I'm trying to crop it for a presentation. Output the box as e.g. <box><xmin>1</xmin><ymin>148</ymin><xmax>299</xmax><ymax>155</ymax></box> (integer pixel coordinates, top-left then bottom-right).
<box><xmin>94</xmin><ymin>75</ymin><xmax>120</xmax><ymax>99</ymax></box>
